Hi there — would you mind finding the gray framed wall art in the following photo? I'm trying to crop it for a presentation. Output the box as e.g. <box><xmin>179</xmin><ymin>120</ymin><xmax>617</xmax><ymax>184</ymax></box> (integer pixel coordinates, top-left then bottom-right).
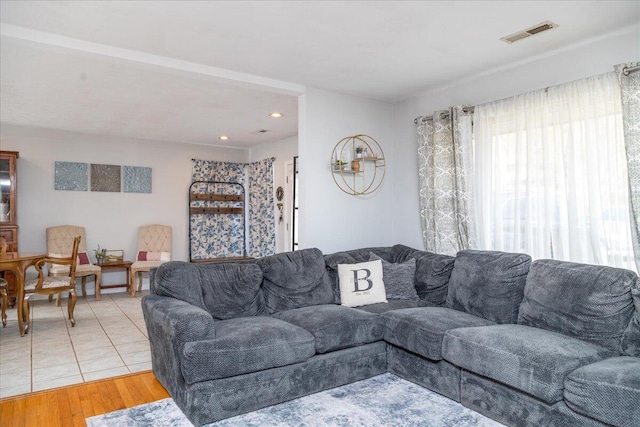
<box><xmin>91</xmin><ymin>164</ymin><xmax>121</xmax><ymax>192</ymax></box>
<box><xmin>123</xmin><ymin>166</ymin><xmax>152</xmax><ymax>193</ymax></box>
<box><xmin>55</xmin><ymin>161</ymin><xmax>88</xmax><ymax>191</ymax></box>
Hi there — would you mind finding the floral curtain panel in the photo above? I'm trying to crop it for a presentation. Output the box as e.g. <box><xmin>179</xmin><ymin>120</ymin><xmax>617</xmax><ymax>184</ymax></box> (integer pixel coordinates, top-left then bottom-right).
<box><xmin>416</xmin><ymin>106</ymin><xmax>475</xmax><ymax>255</ymax></box>
<box><xmin>191</xmin><ymin>158</ymin><xmax>276</xmax><ymax>260</ymax></box>
<box><xmin>248</xmin><ymin>158</ymin><xmax>276</xmax><ymax>258</ymax></box>
<box><xmin>191</xmin><ymin>160</ymin><xmax>247</xmax><ymax>259</ymax></box>
<box><xmin>615</xmin><ymin>62</ymin><xmax>640</xmax><ymax>272</ymax></box>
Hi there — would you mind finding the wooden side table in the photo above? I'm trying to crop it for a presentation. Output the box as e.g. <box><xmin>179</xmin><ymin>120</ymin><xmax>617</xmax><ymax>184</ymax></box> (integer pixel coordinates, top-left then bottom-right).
<box><xmin>95</xmin><ymin>261</ymin><xmax>132</xmax><ymax>299</ymax></box>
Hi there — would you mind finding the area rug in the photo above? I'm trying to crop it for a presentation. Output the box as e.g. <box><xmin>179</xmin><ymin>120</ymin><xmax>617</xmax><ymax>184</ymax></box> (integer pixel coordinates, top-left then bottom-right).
<box><xmin>86</xmin><ymin>373</ymin><xmax>503</xmax><ymax>427</ymax></box>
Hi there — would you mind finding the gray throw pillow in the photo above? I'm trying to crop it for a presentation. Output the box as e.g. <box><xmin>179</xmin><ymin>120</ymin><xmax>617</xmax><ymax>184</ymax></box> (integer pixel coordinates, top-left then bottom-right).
<box><xmin>392</xmin><ymin>244</ymin><xmax>455</xmax><ymax>306</ymax></box>
<box><xmin>369</xmin><ymin>252</ymin><xmax>419</xmax><ymax>301</ymax></box>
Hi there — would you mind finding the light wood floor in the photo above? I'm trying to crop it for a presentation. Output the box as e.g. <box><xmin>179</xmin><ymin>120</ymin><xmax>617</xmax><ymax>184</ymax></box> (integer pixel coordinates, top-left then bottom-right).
<box><xmin>0</xmin><ymin>370</ymin><xmax>169</xmax><ymax>427</ymax></box>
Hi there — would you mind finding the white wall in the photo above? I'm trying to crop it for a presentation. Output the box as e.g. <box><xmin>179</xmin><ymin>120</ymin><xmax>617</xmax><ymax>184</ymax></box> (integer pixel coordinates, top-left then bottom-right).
<box><xmin>0</xmin><ymin>124</ymin><xmax>248</xmax><ymax>291</ymax></box>
<box><xmin>298</xmin><ymin>88</ymin><xmax>394</xmax><ymax>253</ymax></box>
<box><xmin>249</xmin><ymin>135</ymin><xmax>298</xmax><ymax>253</ymax></box>
<box><xmin>391</xmin><ymin>29</ymin><xmax>640</xmax><ymax>250</ymax></box>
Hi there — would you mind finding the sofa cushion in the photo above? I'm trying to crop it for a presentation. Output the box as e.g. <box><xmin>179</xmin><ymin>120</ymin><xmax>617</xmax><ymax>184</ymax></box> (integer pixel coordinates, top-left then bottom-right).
<box><xmin>620</xmin><ymin>278</ymin><xmax>640</xmax><ymax>357</ymax></box>
<box><xmin>271</xmin><ymin>304</ymin><xmax>384</xmax><ymax>353</ymax></box>
<box><xmin>442</xmin><ymin>324</ymin><xmax>614</xmax><ymax>404</ymax></box>
<box><xmin>325</xmin><ymin>247</ymin><xmax>395</xmax><ymax>266</ymax></box>
<box><xmin>199</xmin><ymin>262</ymin><xmax>265</xmax><ymax>320</ymax></box>
<box><xmin>356</xmin><ymin>299</ymin><xmax>434</xmax><ymax>314</ymax></box>
<box><xmin>258</xmin><ymin>248</ymin><xmax>334</xmax><ymax>313</ymax></box>
<box><xmin>446</xmin><ymin>250</ymin><xmax>531</xmax><ymax>324</ymax></box>
<box><xmin>392</xmin><ymin>244</ymin><xmax>455</xmax><ymax>306</ymax></box>
<box><xmin>369</xmin><ymin>252</ymin><xmax>419</xmax><ymax>301</ymax></box>
<box><xmin>518</xmin><ymin>259</ymin><xmax>637</xmax><ymax>353</ymax></box>
<box><xmin>154</xmin><ymin>261</ymin><xmax>265</xmax><ymax>319</ymax></box>
<box><xmin>154</xmin><ymin>261</ymin><xmax>206</xmax><ymax>310</ymax></box>
<box><xmin>382</xmin><ymin>307</ymin><xmax>495</xmax><ymax>361</ymax></box>
<box><xmin>181</xmin><ymin>316</ymin><xmax>315</xmax><ymax>383</ymax></box>
<box><xmin>564</xmin><ymin>356</ymin><xmax>640</xmax><ymax>427</ymax></box>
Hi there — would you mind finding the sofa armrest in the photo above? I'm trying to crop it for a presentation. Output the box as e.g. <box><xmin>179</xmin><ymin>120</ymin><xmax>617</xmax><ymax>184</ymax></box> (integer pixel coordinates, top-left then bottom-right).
<box><xmin>142</xmin><ymin>295</ymin><xmax>216</xmax><ymax>395</ymax></box>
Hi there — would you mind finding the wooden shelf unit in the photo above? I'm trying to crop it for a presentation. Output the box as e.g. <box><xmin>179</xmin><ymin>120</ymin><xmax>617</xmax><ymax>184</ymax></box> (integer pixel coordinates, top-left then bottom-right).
<box><xmin>188</xmin><ymin>180</ymin><xmax>248</xmax><ymax>262</ymax></box>
<box><xmin>0</xmin><ymin>150</ymin><xmax>19</xmax><ymax>306</ymax></box>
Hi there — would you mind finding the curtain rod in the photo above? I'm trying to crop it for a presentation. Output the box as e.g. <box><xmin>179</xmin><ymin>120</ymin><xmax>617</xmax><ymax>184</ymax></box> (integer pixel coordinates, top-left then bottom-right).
<box><xmin>413</xmin><ymin>66</ymin><xmax>638</xmax><ymax>125</ymax></box>
<box><xmin>413</xmin><ymin>106</ymin><xmax>475</xmax><ymax>125</ymax></box>
<box><xmin>622</xmin><ymin>64</ymin><xmax>640</xmax><ymax>76</ymax></box>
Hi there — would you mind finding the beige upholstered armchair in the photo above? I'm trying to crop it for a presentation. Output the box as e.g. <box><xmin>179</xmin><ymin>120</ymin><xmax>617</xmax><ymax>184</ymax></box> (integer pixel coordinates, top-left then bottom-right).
<box><xmin>130</xmin><ymin>224</ymin><xmax>172</xmax><ymax>296</ymax></box>
<box><xmin>47</xmin><ymin>225</ymin><xmax>102</xmax><ymax>300</ymax></box>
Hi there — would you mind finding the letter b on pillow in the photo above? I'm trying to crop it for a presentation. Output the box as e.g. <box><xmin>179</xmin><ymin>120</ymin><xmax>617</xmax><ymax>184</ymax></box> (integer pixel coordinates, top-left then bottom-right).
<box><xmin>338</xmin><ymin>260</ymin><xmax>387</xmax><ymax>307</ymax></box>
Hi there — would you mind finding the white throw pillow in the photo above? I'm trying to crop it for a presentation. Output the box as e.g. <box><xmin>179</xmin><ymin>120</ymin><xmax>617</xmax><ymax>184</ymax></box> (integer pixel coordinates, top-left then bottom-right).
<box><xmin>337</xmin><ymin>260</ymin><xmax>387</xmax><ymax>307</ymax></box>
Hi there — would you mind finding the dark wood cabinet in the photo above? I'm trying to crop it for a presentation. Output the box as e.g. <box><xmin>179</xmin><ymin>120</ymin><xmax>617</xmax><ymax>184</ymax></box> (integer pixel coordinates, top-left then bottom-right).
<box><xmin>1</xmin><ymin>150</ymin><xmax>19</xmax><ymax>305</ymax></box>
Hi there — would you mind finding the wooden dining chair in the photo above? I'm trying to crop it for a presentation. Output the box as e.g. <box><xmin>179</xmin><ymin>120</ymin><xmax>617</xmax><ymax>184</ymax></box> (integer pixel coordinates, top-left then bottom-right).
<box><xmin>0</xmin><ymin>236</ymin><xmax>7</xmax><ymax>327</ymax></box>
<box><xmin>0</xmin><ymin>277</ymin><xmax>7</xmax><ymax>327</ymax></box>
<box><xmin>47</xmin><ymin>225</ymin><xmax>101</xmax><ymax>299</ymax></box>
<box><xmin>23</xmin><ymin>235</ymin><xmax>80</xmax><ymax>327</ymax></box>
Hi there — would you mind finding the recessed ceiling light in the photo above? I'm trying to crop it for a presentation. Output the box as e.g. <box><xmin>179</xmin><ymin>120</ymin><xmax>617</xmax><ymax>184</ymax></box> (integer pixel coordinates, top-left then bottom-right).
<box><xmin>269</xmin><ymin>112</ymin><xmax>284</xmax><ymax>118</ymax></box>
<box><xmin>219</xmin><ymin>136</ymin><xmax>229</xmax><ymax>140</ymax></box>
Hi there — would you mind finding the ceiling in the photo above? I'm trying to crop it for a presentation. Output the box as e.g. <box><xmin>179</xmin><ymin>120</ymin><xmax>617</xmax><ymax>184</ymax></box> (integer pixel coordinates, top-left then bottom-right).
<box><xmin>1</xmin><ymin>1</ymin><xmax>638</xmax><ymax>148</ymax></box>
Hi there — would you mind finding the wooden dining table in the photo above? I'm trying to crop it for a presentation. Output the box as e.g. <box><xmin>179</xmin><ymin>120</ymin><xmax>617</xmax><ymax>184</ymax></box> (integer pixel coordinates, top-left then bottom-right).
<box><xmin>0</xmin><ymin>251</ymin><xmax>46</xmax><ymax>336</ymax></box>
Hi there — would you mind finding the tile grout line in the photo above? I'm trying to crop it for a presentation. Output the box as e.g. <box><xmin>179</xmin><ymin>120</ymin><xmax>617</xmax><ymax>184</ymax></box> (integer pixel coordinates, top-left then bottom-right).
<box><xmin>89</xmin><ymin>294</ymin><xmax>131</xmax><ymax>374</ymax></box>
<box><xmin>28</xmin><ymin>299</ymin><xmax>33</xmax><ymax>394</ymax></box>
<box><xmin>64</xmin><ymin>296</ymin><xmax>86</xmax><ymax>384</ymax></box>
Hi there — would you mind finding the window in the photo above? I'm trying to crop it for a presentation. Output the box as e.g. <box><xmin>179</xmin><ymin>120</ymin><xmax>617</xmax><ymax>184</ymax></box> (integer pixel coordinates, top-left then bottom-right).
<box><xmin>474</xmin><ymin>72</ymin><xmax>636</xmax><ymax>271</ymax></box>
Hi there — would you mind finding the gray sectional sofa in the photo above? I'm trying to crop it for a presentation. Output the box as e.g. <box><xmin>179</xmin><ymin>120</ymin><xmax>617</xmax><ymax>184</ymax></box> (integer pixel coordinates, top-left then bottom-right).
<box><xmin>142</xmin><ymin>245</ymin><xmax>640</xmax><ymax>426</ymax></box>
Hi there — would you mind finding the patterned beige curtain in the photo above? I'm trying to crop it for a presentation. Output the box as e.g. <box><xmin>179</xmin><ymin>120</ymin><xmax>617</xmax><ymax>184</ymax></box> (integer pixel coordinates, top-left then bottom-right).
<box><xmin>416</xmin><ymin>106</ymin><xmax>475</xmax><ymax>255</ymax></box>
<box><xmin>616</xmin><ymin>62</ymin><xmax>640</xmax><ymax>271</ymax></box>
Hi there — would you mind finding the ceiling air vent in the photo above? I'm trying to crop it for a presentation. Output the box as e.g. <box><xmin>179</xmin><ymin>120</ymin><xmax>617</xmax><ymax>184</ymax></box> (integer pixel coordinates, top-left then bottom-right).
<box><xmin>500</xmin><ymin>21</ymin><xmax>558</xmax><ymax>44</ymax></box>
<box><xmin>250</xmin><ymin>129</ymin><xmax>271</xmax><ymax>135</ymax></box>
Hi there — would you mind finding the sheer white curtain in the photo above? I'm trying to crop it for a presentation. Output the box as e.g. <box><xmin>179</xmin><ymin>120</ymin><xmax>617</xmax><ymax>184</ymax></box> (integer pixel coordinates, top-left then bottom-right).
<box><xmin>474</xmin><ymin>72</ymin><xmax>637</xmax><ymax>271</ymax></box>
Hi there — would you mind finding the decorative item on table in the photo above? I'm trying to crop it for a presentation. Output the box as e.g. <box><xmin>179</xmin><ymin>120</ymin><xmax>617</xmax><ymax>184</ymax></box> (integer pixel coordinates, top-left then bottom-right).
<box><xmin>355</xmin><ymin>146</ymin><xmax>363</xmax><ymax>158</ymax></box>
<box><xmin>351</xmin><ymin>159</ymin><xmax>361</xmax><ymax>172</ymax></box>
<box><xmin>94</xmin><ymin>246</ymin><xmax>107</xmax><ymax>263</ymax></box>
<box><xmin>105</xmin><ymin>250</ymin><xmax>124</xmax><ymax>262</ymax></box>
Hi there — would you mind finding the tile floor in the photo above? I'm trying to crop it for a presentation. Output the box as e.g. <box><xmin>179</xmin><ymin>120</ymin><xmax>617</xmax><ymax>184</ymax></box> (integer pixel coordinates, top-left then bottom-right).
<box><xmin>0</xmin><ymin>291</ymin><xmax>151</xmax><ymax>399</ymax></box>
